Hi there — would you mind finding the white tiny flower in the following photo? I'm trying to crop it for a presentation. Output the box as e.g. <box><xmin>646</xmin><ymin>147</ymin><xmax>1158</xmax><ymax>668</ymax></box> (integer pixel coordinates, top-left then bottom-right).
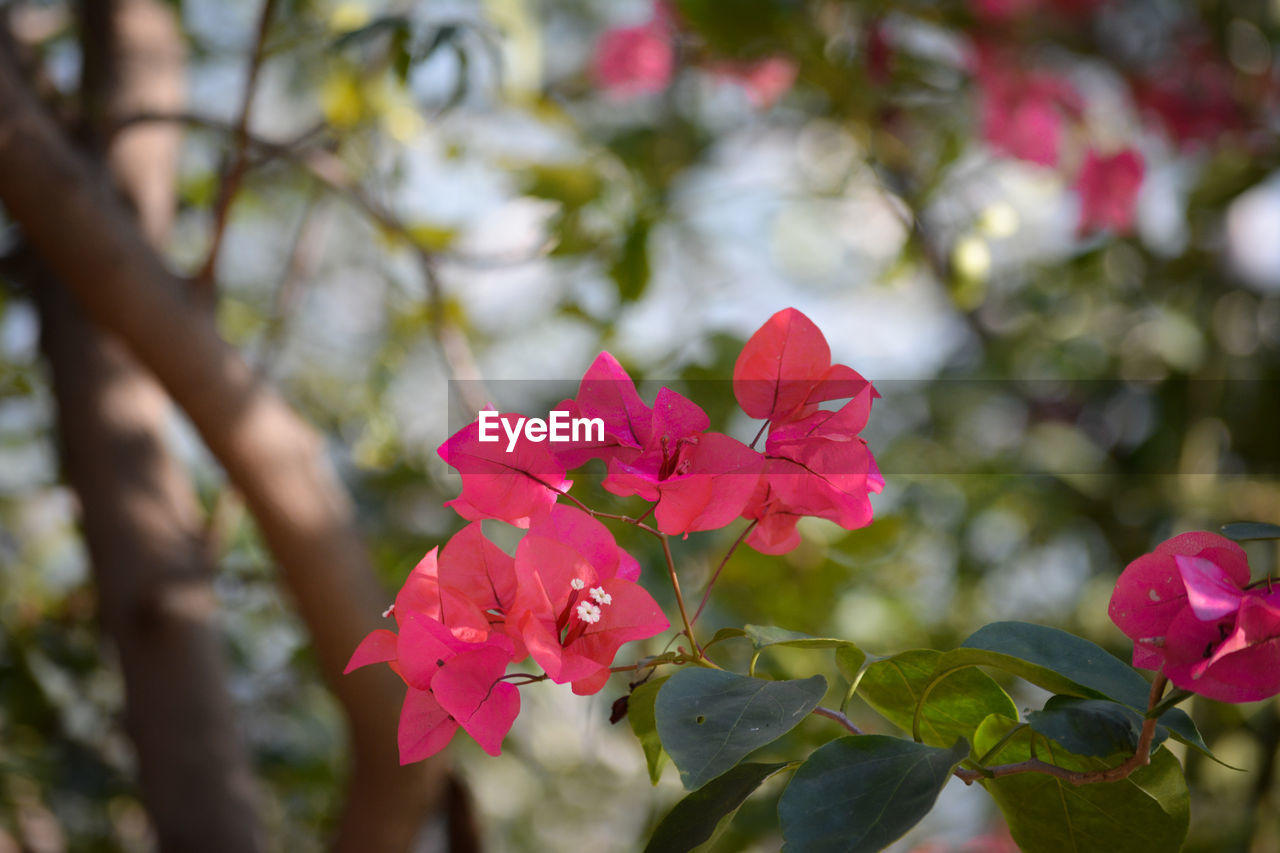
<box><xmin>576</xmin><ymin>601</ymin><xmax>602</xmax><ymax>624</ymax></box>
<box><xmin>381</xmin><ymin>604</ymin><xmax>396</xmax><ymax>619</ymax></box>
<box><xmin>570</xmin><ymin>578</ymin><xmax>586</xmax><ymax>590</ymax></box>
<box><xmin>589</xmin><ymin>586</ymin><xmax>612</xmax><ymax>606</ymax></box>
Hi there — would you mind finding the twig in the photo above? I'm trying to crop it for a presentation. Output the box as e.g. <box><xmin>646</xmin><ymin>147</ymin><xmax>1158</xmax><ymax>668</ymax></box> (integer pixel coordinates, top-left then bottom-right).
<box><xmin>691</xmin><ymin>519</ymin><xmax>756</xmax><ymax>625</ymax></box>
<box><xmin>813</xmin><ymin>705</ymin><xmax>864</xmax><ymax>735</ymax></box>
<box><xmin>661</xmin><ymin>535</ymin><xmax>701</xmax><ymax>660</ymax></box>
<box><xmin>197</xmin><ymin>0</ymin><xmax>279</xmax><ymax>288</ymax></box>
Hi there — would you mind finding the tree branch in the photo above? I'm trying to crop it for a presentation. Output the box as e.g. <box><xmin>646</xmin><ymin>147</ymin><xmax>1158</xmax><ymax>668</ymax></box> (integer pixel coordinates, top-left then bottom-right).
<box><xmin>0</xmin><ymin>29</ymin><xmax>451</xmax><ymax>853</ymax></box>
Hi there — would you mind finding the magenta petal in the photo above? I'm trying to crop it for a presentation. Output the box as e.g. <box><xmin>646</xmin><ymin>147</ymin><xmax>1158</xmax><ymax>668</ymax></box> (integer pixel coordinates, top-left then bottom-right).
<box><xmin>399</xmin><ymin>687</ymin><xmax>459</xmax><ymax>764</ymax></box>
<box><xmin>432</xmin><ymin>646</ymin><xmax>520</xmax><ymax>756</ymax></box>
<box><xmin>1108</xmin><ymin>552</ymin><xmax>1191</xmax><ymax>641</ymax></box>
<box><xmin>650</xmin><ymin>388</ymin><xmax>710</xmax><ymax>443</ymax></box>
<box><xmin>571</xmin><ymin>667</ymin><xmax>612</xmax><ymax>696</ymax></box>
<box><xmin>345</xmin><ymin>628</ymin><xmax>398</xmax><ymax>674</ymax></box>
<box><xmin>1176</xmin><ymin>555</ymin><xmax>1245</xmax><ymax>621</ymax></box>
<box><xmin>397</xmin><ymin>611</ymin><xmax>469</xmax><ymax>689</ymax></box>
<box><xmin>733</xmin><ymin>308</ymin><xmax>832</xmax><ymax>422</ymax></box>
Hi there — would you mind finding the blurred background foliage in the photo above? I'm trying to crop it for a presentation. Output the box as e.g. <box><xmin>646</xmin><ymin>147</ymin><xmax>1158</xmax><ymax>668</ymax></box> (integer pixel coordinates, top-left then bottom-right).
<box><xmin>3</xmin><ymin>0</ymin><xmax>1280</xmax><ymax>850</ymax></box>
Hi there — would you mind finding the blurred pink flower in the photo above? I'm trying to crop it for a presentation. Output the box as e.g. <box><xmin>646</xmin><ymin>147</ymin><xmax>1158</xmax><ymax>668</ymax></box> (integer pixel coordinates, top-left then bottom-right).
<box><xmin>976</xmin><ymin>56</ymin><xmax>1082</xmax><ymax>167</ymax></box>
<box><xmin>1075</xmin><ymin>147</ymin><xmax>1144</xmax><ymax>235</ymax></box>
<box><xmin>1109</xmin><ymin>531</ymin><xmax>1280</xmax><ymax>703</ymax></box>
<box><xmin>593</xmin><ymin>22</ymin><xmax>674</xmax><ymax>96</ymax></box>
<box><xmin>710</xmin><ymin>56</ymin><xmax>798</xmax><ymax>108</ymax></box>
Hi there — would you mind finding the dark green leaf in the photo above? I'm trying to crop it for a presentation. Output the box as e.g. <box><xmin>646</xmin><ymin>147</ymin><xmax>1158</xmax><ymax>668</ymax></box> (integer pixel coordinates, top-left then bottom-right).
<box><xmin>644</xmin><ymin>762</ymin><xmax>789</xmax><ymax>853</ymax></box>
<box><xmin>1221</xmin><ymin>521</ymin><xmax>1280</xmax><ymax>541</ymax></box>
<box><xmin>655</xmin><ymin>669</ymin><xmax>826</xmax><ymax>790</ymax></box>
<box><xmin>610</xmin><ymin>217</ymin><xmax>652</xmax><ymax>303</ymax></box>
<box><xmin>778</xmin><ymin>735</ymin><xmax>969</xmax><ymax>853</ymax></box>
<box><xmin>974</xmin><ymin>715</ymin><xmax>1189</xmax><ymax>853</ymax></box>
<box><xmin>859</xmin><ymin>649</ymin><xmax>1017</xmax><ymax>749</ymax></box>
<box><xmin>630</xmin><ymin>677</ymin><xmax>670</xmax><ymax>785</ymax></box>
<box><xmin>1028</xmin><ymin>696</ymin><xmax>1168</xmax><ymax>758</ymax></box>
<box><xmin>703</xmin><ymin>627</ymin><xmax>747</xmax><ymax>651</ymax></box>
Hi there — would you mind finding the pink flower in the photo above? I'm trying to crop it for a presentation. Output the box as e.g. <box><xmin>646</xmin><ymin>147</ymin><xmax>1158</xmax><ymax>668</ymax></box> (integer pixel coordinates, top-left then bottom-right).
<box><xmin>733</xmin><ymin>307</ymin><xmax>873</xmax><ymax>426</ymax></box>
<box><xmin>733</xmin><ymin>308</ymin><xmax>881</xmax><ymax>554</ymax></box>
<box><xmin>976</xmin><ymin>57</ymin><xmax>1082</xmax><ymax>167</ymax></box>
<box><xmin>508</xmin><ymin>506</ymin><xmax>668</xmax><ymax>694</ymax></box>
<box><xmin>1109</xmin><ymin>531</ymin><xmax>1280</xmax><ymax>703</ymax></box>
<box><xmin>556</xmin><ymin>352</ymin><xmax>764</xmax><ymax>536</ymax></box>
<box><xmin>345</xmin><ymin>613</ymin><xmax>521</xmax><ymax>762</ymax></box>
<box><xmin>603</xmin><ymin>388</ymin><xmax>764</xmax><ymax>535</ymax></box>
<box><xmin>437</xmin><ymin>410</ymin><xmax>569</xmax><ymax>527</ymax></box>
<box><xmin>708</xmin><ymin>56</ymin><xmax>798</xmax><ymax>108</ymax></box>
<box><xmin>593</xmin><ymin>22</ymin><xmax>674</xmax><ymax>96</ymax></box>
<box><xmin>1075</xmin><ymin>148</ymin><xmax>1144</xmax><ymax>235</ymax></box>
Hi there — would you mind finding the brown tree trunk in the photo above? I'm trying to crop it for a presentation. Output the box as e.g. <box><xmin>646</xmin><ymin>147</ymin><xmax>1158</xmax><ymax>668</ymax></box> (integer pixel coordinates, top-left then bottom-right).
<box><xmin>32</xmin><ymin>1</ymin><xmax>265</xmax><ymax>849</ymax></box>
<box><xmin>0</xmin><ymin>12</ymin><xmax>458</xmax><ymax>852</ymax></box>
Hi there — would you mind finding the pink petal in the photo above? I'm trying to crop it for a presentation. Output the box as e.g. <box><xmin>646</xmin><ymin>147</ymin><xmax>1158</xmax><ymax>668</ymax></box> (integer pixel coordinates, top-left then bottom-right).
<box><xmin>437</xmin><ymin>414</ymin><xmax>568</xmax><ymax>526</ymax></box>
<box><xmin>439</xmin><ymin>522</ymin><xmax>518</xmax><ymax>613</ymax></box>
<box><xmin>399</xmin><ymin>687</ymin><xmax>459</xmax><ymax>764</ymax></box>
<box><xmin>650</xmin><ymin>388</ymin><xmax>710</xmax><ymax>443</ymax></box>
<box><xmin>571</xmin><ymin>667</ymin><xmax>613</xmax><ymax>696</ymax></box>
<box><xmin>654</xmin><ymin>433</ymin><xmax>764</xmax><ymax>534</ymax></box>
<box><xmin>432</xmin><ymin>645</ymin><xmax>520</xmax><ymax>756</ymax></box>
<box><xmin>345</xmin><ymin>629</ymin><xmax>398</xmax><ymax>674</ymax></box>
<box><xmin>1175</xmin><ymin>554</ymin><xmax>1245</xmax><ymax>621</ymax></box>
<box><xmin>397</xmin><ymin>611</ymin><xmax>469</xmax><ymax>690</ymax></box>
<box><xmin>551</xmin><ymin>352</ymin><xmax>652</xmax><ymax>468</ymax></box>
<box><xmin>733</xmin><ymin>308</ymin><xmax>832</xmax><ymax>422</ymax></box>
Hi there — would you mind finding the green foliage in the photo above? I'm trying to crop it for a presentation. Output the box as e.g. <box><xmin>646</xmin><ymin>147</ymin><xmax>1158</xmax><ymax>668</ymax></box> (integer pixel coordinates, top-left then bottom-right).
<box><xmin>655</xmin><ymin>669</ymin><xmax>827</xmax><ymax>790</ymax></box>
<box><xmin>1220</xmin><ymin>522</ymin><xmax>1280</xmax><ymax>542</ymax></box>
<box><xmin>645</xmin><ymin>761</ymin><xmax>790</xmax><ymax>853</ymax></box>
<box><xmin>974</xmin><ymin>715</ymin><xmax>1190</xmax><ymax>853</ymax></box>
<box><xmin>1027</xmin><ymin>696</ymin><xmax>1168</xmax><ymax>759</ymax></box>
<box><xmin>777</xmin><ymin>735</ymin><xmax>970</xmax><ymax>853</ymax></box>
<box><xmin>630</xmin><ymin>676</ymin><xmax>671</xmax><ymax>785</ymax></box>
<box><xmin>858</xmin><ymin>649</ymin><xmax>1016</xmax><ymax>748</ymax></box>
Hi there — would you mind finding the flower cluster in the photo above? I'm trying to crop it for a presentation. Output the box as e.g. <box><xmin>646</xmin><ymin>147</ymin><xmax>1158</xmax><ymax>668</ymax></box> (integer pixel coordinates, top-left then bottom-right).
<box><xmin>349</xmin><ymin>307</ymin><xmax>879</xmax><ymax>762</ymax></box>
<box><xmin>1109</xmin><ymin>531</ymin><xmax>1280</xmax><ymax>703</ymax></box>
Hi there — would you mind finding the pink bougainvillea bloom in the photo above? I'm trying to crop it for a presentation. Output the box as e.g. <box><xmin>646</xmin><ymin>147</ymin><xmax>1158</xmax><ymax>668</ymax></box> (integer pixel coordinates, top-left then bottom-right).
<box><xmin>593</xmin><ymin>22</ymin><xmax>674</xmax><ymax>96</ymax></box>
<box><xmin>1075</xmin><ymin>148</ymin><xmax>1144</xmax><ymax>235</ymax></box>
<box><xmin>1109</xmin><ymin>531</ymin><xmax>1280</xmax><ymax>703</ymax></box>
<box><xmin>709</xmin><ymin>56</ymin><xmax>798</xmax><ymax>108</ymax></box>
<box><xmin>550</xmin><ymin>351</ymin><xmax>653</xmax><ymax>470</ymax></box>
<box><xmin>384</xmin><ymin>524</ymin><xmax>526</xmax><ymax>656</ymax></box>
<box><xmin>732</xmin><ymin>308</ymin><xmax>880</xmax><ymax>554</ymax></box>
<box><xmin>346</xmin><ymin>611</ymin><xmax>521</xmax><ymax>762</ymax></box>
<box><xmin>508</xmin><ymin>506</ymin><xmax>668</xmax><ymax>694</ymax></box>
<box><xmin>975</xmin><ymin>55</ymin><xmax>1082</xmax><ymax>167</ymax></box>
<box><xmin>437</xmin><ymin>410</ymin><xmax>569</xmax><ymax>527</ymax></box>
<box><xmin>604</xmin><ymin>387</ymin><xmax>764</xmax><ymax>535</ymax></box>
<box><xmin>733</xmin><ymin>307</ymin><xmax>873</xmax><ymax>426</ymax></box>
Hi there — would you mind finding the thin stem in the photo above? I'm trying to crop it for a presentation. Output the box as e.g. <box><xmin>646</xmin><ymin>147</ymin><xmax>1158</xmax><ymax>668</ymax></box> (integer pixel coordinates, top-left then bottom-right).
<box><xmin>551</xmin><ymin>486</ymin><xmax>664</xmax><ymax>538</ymax></box>
<box><xmin>749</xmin><ymin>420</ymin><xmax>769</xmax><ymax>450</ymax></box>
<box><xmin>197</xmin><ymin>0</ymin><xmax>278</xmax><ymax>288</ymax></box>
<box><xmin>661</xmin><ymin>535</ymin><xmax>700</xmax><ymax>660</ymax></box>
<box><xmin>692</xmin><ymin>519</ymin><xmax>756</xmax><ymax>626</ymax></box>
<box><xmin>812</xmin><ymin>706</ymin><xmax>864</xmax><ymax>735</ymax></box>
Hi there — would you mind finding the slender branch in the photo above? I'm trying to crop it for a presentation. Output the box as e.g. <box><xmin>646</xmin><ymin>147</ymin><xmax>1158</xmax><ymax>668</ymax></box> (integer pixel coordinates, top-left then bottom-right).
<box><xmin>813</xmin><ymin>706</ymin><xmax>864</xmax><ymax>735</ymax></box>
<box><xmin>661</xmin><ymin>535</ymin><xmax>701</xmax><ymax>660</ymax></box>
<box><xmin>196</xmin><ymin>0</ymin><xmax>278</xmax><ymax>287</ymax></box>
<box><xmin>691</xmin><ymin>519</ymin><xmax>756</xmax><ymax>626</ymax></box>
<box><xmin>749</xmin><ymin>420</ymin><xmax>769</xmax><ymax>450</ymax></box>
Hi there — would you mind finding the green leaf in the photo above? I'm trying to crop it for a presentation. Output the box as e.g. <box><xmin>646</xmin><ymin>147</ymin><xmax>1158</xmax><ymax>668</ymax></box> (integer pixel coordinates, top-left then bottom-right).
<box><xmin>950</xmin><ymin>621</ymin><xmax>1152</xmax><ymax>707</ymax></box>
<box><xmin>974</xmin><ymin>715</ymin><xmax>1189</xmax><ymax>853</ymax></box>
<box><xmin>1221</xmin><ymin>521</ymin><xmax>1280</xmax><ymax>541</ymax></box>
<box><xmin>655</xmin><ymin>669</ymin><xmax>827</xmax><ymax>790</ymax></box>
<box><xmin>778</xmin><ymin>736</ymin><xmax>969</xmax><ymax>853</ymax></box>
<box><xmin>859</xmin><ymin>650</ymin><xmax>1017</xmax><ymax>749</ymax></box>
<box><xmin>703</xmin><ymin>627</ymin><xmax>747</xmax><ymax>651</ymax></box>
<box><xmin>835</xmin><ymin>645</ymin><xmax>867</xmax><ymax>683</ymax></box>
<box><xmin>644</xmin><ymin>762</ymin><xmax>790</xmax><ymax>853</ymax></box>
<box><xmin>744</xmin><ymin>625</ymin><xmax>858</xmax><ymax>651</ymax></box>
<box><xmin>630</xmin><ymin>677</ymin><xmax>671</xmax><ymax>785</ymax></box>
<box><xmin>941</xmin><ymin>622</ymin><xmax>1214</xmax><ymax>759</ymax></box>
<box><xmin>1028</xmin><ymin>697</ymin><xmax>1168</xmax><ymax>758</ymax></box>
